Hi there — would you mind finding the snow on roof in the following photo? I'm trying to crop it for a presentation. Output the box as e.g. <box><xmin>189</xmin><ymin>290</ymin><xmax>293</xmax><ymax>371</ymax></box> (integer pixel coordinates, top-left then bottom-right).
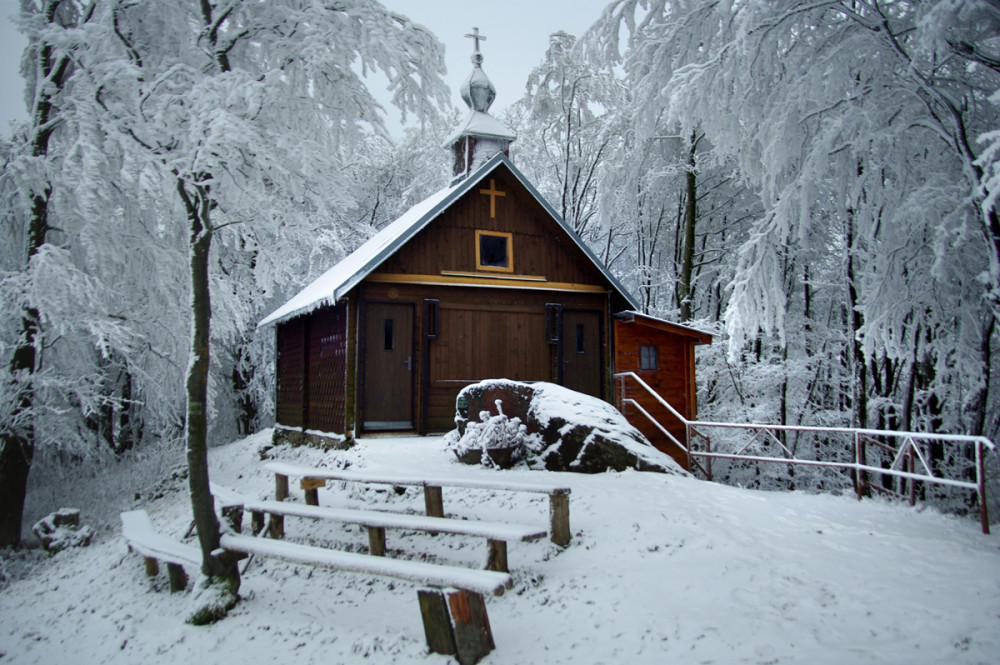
<box><xmin>259</xmin><ymin>152</ymin><xmax>638</xmax><ymax>328</ymax></box>
<box><xmin>615</xmin><ymin>311</ymin><xmax>714</xmax><ymax>343</ymax></box>
<box><xmin>443</xmin><ymin>109</ymin><xmax>517</xmax><ymax>145</ymax></box>
<box><xmin>258</xmin><ymin>181</ymin><xmax>461</xmax><ymax>327</ymax></box>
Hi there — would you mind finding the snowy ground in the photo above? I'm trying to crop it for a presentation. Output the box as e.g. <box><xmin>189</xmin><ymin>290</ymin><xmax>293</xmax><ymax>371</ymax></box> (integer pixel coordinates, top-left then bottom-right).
<box><xmin>1</xmin><ymin>430</ymin><xmax>998</xmax><ymax>664</ymax></box>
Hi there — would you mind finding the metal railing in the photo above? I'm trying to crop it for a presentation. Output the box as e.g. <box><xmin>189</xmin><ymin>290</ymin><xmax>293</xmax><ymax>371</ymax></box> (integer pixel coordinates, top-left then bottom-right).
<box><xmin>614</xmin><ymin>372</ymin><xmax>995</xmax><ymax>534</ymax></box>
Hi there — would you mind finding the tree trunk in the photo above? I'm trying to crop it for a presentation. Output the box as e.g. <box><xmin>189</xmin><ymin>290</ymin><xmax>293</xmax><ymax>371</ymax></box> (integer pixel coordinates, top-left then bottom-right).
<box><xmin>966</xmin><ymin>313</ymin><xmax>995</xmax><ymax>437</ymax></box>
<box><xmin>845</xmin><ymin>211</ymin><xmax>867</xmax><ymax>430</ymax></box>
<box><xmin>678</xmin><ymin>132</ymin><xmax>698</xmax><ymax>322</ymax></box>
<box><xmin>179</xmin><ymin>178</ymin><xmax>240</xmax><ymax>612</ymax></box>
<box><xmin>0</xmin><ymin>320</ymin><xmax>36</xmax><ymax>546</ymax></box>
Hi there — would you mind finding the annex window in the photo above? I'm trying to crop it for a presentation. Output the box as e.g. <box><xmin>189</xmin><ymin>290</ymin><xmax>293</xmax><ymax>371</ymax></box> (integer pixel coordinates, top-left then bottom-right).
<box><xmin>640</xmin><ymin>345</ymin><xmax>659</xmax><ymax>371</ymax></box>
<box><xmin>476</xmin><ymin>230</ymin><xmax>513</xmax><ymax>273</ymax></box>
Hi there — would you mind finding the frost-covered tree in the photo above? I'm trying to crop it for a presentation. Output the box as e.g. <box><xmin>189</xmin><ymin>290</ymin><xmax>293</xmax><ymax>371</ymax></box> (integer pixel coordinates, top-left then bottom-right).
<box><xmin>3</xmin><ymin>0</ymin><xmax>449</xmax><ymax>612</ymax></box>
<box><xmin>507</xmin><ymin>31</ymin><xmax>628</xmax><ymax>246</ymax></box>
<box><xmin>593</xmin><ymin>0</ymin><xmax>1000</xmax><ymax>441</ymax></box>
<box><xmin>0</xmin><ymin>0</ymin><xmax>99</xmax><ymax>548</ymax></box>
<box><xmin>509</xmin><ymin>29</ymin><xmax>754</xmax><ymax>325</ymax></box>
<box><xmin>85</xmin><ymin>0</ymin><xmax>448</xmax><ymax>619</ymax></box>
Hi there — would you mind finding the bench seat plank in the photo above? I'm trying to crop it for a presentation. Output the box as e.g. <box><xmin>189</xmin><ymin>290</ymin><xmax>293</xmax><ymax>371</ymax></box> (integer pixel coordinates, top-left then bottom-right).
<box><xmin>263</xmin><ymin>461</ymin><xmax>570</xmax><ymax>495</ymax></box>
<box><xmin>120</xmin><ymin>510</ymin><xmax>201</xmax><ymax>568</ymax></box>
<box><xmin>219</xmin><ymin>533</ymin><xmax>510</xmax><ymax>596</ymax></box>
<box><xmin>244</xmin><ymin>499</ymin><xmax>546</xmax><ymax>542</ymax></box>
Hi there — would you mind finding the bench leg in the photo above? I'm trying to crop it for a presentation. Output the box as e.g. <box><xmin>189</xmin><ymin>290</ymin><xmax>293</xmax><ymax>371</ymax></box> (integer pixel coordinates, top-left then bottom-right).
<box><xmin>485</xmin><ymin>539</ymin><xmax>508</xmax><ymax>574</ymax></box>
<box><xmin>166</xmin><ymin>563</ymin><xmax>188</xmax><ymax>592</ymax></box>
<box><xmin>251</xmin><ymin>510</ymin><xmax>265</xmax><ymax>536</ymax></box>
<box><xmin>549</xmin><ymin>492</ymin><xmax>571</xmax><ymax>547</ymax></box>
<box><xmin>418</xmin><ymin>588</ymin><xmax>495</xmax><ymax>665</ymax></box>
<box><xmin>448</xmin><ymin>588</ymin><xmax>495</xmax><ymax>665</ymax></box>
<box><xmin>418</xmin><ymin>589</ymin><xmax>457</xmax><ymax>656</ymax></box>
<box><xmin>268</xmin><ymin>514</ymin><xmax>284</xmax><ymax>539</ymax></box>
<box><xmin>143</xmin><ymin>556</ymin><xmax>159</xmax><ymax>578</ymax></box>
<box><xmin>424</xmin><ymin>485</ymin><xmax>444</xmax><ymax>518</ymax></box>
<box><xmin>368</xmin><ymin>526</ymin><xmax>386</xmax><ymax>556</ymax></box>
<box><xmin>304</xmin><ymin>488</ymin><xmax>319</xmax><ymax>506</ymax></box>
<box><xmin>222</xmin><ymin>504</ymin><xmax>243</xmax><ymax>533</ymax></box>
<box><xmin>275</xmin><ymin>473</ymin><xmax>289</xmax><ymax>502</ymax></box>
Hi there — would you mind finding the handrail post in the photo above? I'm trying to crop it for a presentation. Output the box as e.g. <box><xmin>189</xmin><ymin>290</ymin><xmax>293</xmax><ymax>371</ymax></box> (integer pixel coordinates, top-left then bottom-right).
<box><xmin>686</xmin><ymin>423</ymin><xmax>693</xmax><ymax>474</ymax></box>
<box><xmin>908</xmin><ymin>444</ymin><xmax>916</xmax><ymax>506</ymax></box>
<box><xmin>705</xmin><ymin>434</ymin><xmax>713</xmax><ymax>481</ymax></box>
<box><xmin>978</xmin><ymin>440</ymin><xmax>990</xmax><ymax>535</ymax></box>
<box><xmin>854</xmin><ymin>433</ymin><xmax>863</xmax><ymax>501</ymax></box>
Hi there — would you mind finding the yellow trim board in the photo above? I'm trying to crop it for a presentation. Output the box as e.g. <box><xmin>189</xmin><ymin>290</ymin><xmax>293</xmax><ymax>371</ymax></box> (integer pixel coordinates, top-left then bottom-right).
<box><xmin>440</xmin><ymin>271</ymin><xmax>547</xmax><ymax>282</ymax></box>
<box><xmin>366</xmin><ymin>273</ymin><xmax>609</xmax><ymax>293</ymax></box>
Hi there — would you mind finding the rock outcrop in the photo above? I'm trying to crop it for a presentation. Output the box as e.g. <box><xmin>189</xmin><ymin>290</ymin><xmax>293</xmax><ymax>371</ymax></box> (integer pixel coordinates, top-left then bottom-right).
<box><xmin>446</xmin><ymin>380</ymin><xmax>687</xmax><ymax>475</ymax></box>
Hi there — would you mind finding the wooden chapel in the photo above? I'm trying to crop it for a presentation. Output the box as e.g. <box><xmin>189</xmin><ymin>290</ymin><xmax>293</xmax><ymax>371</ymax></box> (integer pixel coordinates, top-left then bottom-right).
<box><xmin>259</xmin><ymin>33</ymin><xmax>711</xmax><ymax>468</ymax></box>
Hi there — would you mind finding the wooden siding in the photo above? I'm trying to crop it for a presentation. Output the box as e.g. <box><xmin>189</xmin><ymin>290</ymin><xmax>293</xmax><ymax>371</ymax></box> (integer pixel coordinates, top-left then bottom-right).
<box><xmin>275</xmin><ymin>303</ymin><xmax>348</xmax><ymax>434</ymax></box>
<box><xmin>305</xmin><ymin>304</ymin><xmax>347</xmax><ymax>433</ymax></box>
<box><xmin>374</xmin><ymin>165</ymin><xmax>609</xmax><ymax>288</ymax></box>
<box><xmin>362</xmin><ymin>281</ymin><xmax>610</xmax><ymax>432</ymax></box>
<box><xmin>276</xmin><ymin>317</ymin><xmax>306</xmax><ymax>428</ymax></box>
<box><xmin>614</xmin><ymin>319</ymin><xmax>699</xmax><ymax>471</ymax></box>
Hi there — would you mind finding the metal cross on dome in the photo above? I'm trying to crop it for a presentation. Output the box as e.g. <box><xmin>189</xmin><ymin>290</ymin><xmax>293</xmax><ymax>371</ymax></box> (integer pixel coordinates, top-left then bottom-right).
<box><xmin>465</xmin><ymin>27</ymin><xmax>486</xmax><ymax>54</ymax></box>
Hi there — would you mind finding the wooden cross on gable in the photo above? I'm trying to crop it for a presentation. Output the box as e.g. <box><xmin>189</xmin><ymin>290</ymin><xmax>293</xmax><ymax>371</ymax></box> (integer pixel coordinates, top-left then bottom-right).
<box><xmin>479</xmin><ymin>179</ymin><xmax>505</xmax><ymax>219</ymax></box>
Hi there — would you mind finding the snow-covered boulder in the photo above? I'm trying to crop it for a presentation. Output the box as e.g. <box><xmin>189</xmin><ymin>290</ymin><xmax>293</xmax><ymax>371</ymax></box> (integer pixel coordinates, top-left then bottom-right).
<box><xmin>32</xmin><ymin>508</ymin><xmax>94</xmax><ymax>554</ymax></box>
<box><xmin>446</xmin><ymin>379</ymin><xmax>688</xmax><ymax>475</ymax></box>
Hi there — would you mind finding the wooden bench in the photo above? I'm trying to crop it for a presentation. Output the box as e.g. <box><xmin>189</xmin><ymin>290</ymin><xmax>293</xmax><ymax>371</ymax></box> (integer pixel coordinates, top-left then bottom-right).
<box><xmin>219</xmin><ymin>532</ymin><xmax>505</xmax><ymax>662</ymax></box>
<box><xmin>243</xmin><ymin>498</ymin><xmax>546</xmax><ymax>573</ymax></box>
<box><xmin>219</xmin><ymin>532</ymin><xmax>509</xmax><ymax>595</ymax></box>
<box><xmin>120</xmin><ymin>510</ymin><xmax>202</xmax><ymax>592</ymax></box>
<box><xmin>263</xmin><ymin>461</ymin><xmax>573</xmax><ymax>546</ymax></box>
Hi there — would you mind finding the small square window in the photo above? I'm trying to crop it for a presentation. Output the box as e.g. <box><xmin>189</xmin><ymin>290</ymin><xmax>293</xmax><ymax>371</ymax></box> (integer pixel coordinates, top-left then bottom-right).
<box><xmin>640</xmin><ymin>345</ymin><xmax>659</xmax><ymax>371</ymax></box>
<box><xmin>476</xmin><ymin>230</ymin><xmax>513</xmax><ymax>273</ymax></box>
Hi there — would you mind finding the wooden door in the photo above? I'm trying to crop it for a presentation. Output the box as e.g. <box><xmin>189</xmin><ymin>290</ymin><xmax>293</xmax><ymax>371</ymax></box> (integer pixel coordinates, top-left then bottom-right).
<box><xmin>562</xmin><ymin>310</ymin><xmax>602</xmax><ymax>398</ymax></box>
<box><xmin>363</xmin><ymin>302</ymin><xmax>414</xmax><ymax>430</ymax></box>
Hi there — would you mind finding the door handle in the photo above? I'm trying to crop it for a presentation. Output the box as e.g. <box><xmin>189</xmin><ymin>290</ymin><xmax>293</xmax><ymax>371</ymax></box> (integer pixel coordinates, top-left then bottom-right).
<box><xmin>405</xmin><ymin>356</ymin><xmax>412</xmax><ymax>371</ymax></box>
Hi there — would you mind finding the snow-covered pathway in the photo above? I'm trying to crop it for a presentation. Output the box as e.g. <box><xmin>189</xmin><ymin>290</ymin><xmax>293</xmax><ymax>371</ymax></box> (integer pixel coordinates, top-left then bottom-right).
<box><xmin>1</xmin><ymin>431</ymin><xmax>997</xmax><ymax>664</ymax></box>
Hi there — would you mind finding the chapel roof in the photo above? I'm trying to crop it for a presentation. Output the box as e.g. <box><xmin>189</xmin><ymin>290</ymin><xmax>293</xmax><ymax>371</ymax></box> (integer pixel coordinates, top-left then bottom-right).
<box><xmin>259</xmin><ymin>153</ymin><xmax>639</xmax><ymax>327</ymax></box>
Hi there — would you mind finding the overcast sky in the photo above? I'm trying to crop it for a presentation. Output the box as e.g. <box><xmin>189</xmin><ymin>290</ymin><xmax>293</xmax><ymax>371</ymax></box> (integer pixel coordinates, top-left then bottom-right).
<box><xmin>0</xmin><ymin>0</ymin><xmax>613</xmax><ymax>137</ymax></box>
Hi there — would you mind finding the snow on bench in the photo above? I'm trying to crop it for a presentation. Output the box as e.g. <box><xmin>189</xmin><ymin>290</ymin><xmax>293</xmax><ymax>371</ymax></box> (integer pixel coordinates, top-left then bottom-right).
<box><xmin>243</xmin><ymin>499</ymin><xmax>546</xmax><ymax>573</ymax></box>
<box><xmin>219</xmin><ymin>531</ymin><xmax>508</xmax><ymax>659</ymax></box>
<box><xmin>120</xmin><ymin>510</ymin><xmax>201</xmax><ymax>592</ymax></box>
<box><xmin>219</xmin><ymin>532</ymin><xmax>510</xmax><ymax>596</ymax></box>
<box><xmin>263</xmin><ymin>461</ymin><xmax>572</xmax><ymax>546</ymax></box>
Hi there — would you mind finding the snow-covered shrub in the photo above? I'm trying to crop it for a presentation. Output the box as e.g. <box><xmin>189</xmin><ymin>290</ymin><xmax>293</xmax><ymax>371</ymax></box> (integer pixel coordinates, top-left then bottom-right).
<box><xmin>31</xmin><ymin>508</ymin><xmax>94</xmax><ymax>554</ymax></box>
<box><xmin>444</xmin><ymin>405</ymin><xmax>529</xmax><ymax>468</ymax></box>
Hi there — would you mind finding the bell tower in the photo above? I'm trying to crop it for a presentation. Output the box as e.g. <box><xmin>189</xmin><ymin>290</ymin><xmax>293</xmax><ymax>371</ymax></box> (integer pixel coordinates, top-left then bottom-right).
<box><xmin>446</xmin><ymin>27</ymin><xmax>516</xmax><ymax>183</ymax></box>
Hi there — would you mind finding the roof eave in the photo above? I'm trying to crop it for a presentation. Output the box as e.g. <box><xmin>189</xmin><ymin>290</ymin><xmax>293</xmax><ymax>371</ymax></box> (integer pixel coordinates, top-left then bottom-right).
<box><xmin>614</xmin><ymin>311</ymin><xmax>714</xmax><ymax>344</ymax></box>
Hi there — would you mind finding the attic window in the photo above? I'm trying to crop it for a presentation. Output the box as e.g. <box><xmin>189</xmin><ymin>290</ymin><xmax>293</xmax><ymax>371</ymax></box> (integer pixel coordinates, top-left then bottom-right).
<box><xmin>476</xmin><ymin>230</ymin><xmax>513</xmax><ymax>273</ymax></box>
